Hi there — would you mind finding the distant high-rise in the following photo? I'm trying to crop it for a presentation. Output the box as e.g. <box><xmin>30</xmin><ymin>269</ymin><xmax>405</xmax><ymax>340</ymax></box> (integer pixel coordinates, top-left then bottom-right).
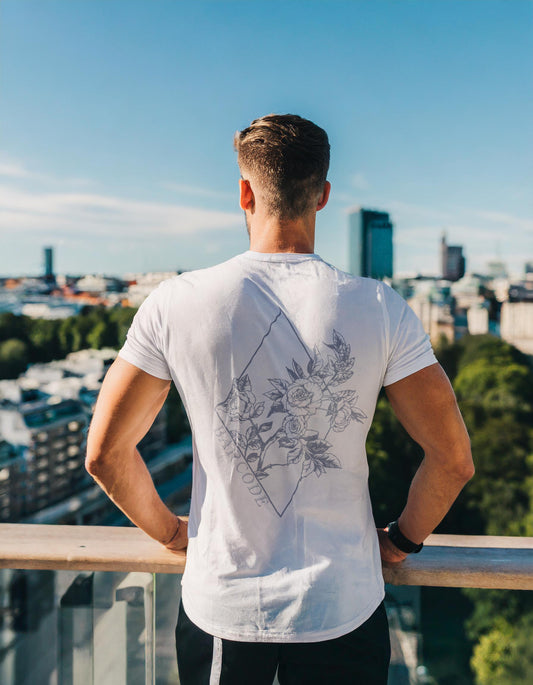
<box><xmin>348</xmin><ymin>209</ymin><xmax>393</xmax><ymax>279</ymax></box>
<box><xmin>43</xmin><ymin>246</ymin><xmax>55</xmax><ymax>285</ymax></box>
<box><xmin>440</xmin><ymin>234</ymin><xmax>465</xmax><ymax>282</ymax></box>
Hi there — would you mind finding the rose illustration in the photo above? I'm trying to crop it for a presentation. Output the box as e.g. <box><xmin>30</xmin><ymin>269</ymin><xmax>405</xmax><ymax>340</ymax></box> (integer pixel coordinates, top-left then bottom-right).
<box><xmin>330</xmin><ymin>396</ymin><xmax>354</xmax><ymax>432</ymax></box>
<box><xmin>282</xmin><ymin>414</ymin><xmax>307</xmax><ymax>438</ymax></box>
<box><xmin>283</xmin><ymin>378</ymin><xmax>323</xmax><ymax>416</ymax></box>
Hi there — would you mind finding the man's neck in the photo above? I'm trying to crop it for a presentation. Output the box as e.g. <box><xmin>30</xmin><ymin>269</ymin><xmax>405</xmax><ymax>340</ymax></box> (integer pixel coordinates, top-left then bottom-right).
<box><xmin>248</xmin><ymin>216</ymin><xmax>316</xmax><ymax>254</ymax></box>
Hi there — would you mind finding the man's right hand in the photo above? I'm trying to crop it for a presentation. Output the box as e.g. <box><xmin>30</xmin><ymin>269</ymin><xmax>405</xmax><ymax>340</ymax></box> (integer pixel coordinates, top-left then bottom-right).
<box><xmin>377</xmin><ymin>528</ymin><xmax>408</xmax><ymax>565</ymax></box>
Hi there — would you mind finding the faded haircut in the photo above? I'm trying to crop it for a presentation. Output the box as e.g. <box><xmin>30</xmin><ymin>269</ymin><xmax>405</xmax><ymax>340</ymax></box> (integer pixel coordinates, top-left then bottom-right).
<box><xmin>234</xmin><ymin>114</ymin><xmax>330</xmax><ymax>220</ymax></box>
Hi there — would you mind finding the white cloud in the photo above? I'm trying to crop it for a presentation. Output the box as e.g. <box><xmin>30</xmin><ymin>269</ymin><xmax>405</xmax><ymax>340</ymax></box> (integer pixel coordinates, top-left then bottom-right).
<box><xmin>0</xmin><ymin>183</ymin><xmax>243</xmax><ymax>238</ymax></box>
<box><xmin>470</xmin><ymin>210</ymin><xmax>533</xmax><ymax>234</ymax></box>
<box><xmin>0</xmin><ymin>159</ymin><xmax>47</xmax><ymax>181</ymax></box>
<box><xmin>351</xmin><ymin>173</ymin><xmax>370</xmax><ymax>191</ymax></box>
<box><xmin>0</xmin><ymin>154</ymin><xmax>96</xmax><ymax>188</ymax></box>
<box><xmin>162</xmin><ymin>182</ymin><xmax>235</xmax><ymax>201</ymax></box>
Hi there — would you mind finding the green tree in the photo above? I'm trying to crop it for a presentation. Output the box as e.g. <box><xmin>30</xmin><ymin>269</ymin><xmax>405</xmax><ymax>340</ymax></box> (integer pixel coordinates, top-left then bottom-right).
<box><xmin>0</xmin><ymin>312</ymin><xmax>29</xmax><ymax>344</ymax></box>
<box><xmin>471</xmin><ymin>615</ymin><xmax>533</xmax><ymax>684</ymax></box>
<box><xmin>366</xmin><ymin>395</ymin><xmax>424</xmax><ymax>526</ymax></box>
<box><xmin>0</xmin><ymin>338</ymin><xmax>29</xmax><ymax>378</ymax></box>
<box><xmin>165</xmin><ymin>383</ymin><xmax>191</xmax><ymax>443</ymax></box>
<box><xmin>86</xmin><ymin>319</ymin><xmax>118</xmax><ymax>349</ymax></box>
<box><xmin>109</xmin><ymin>307</ymin><xmax>137</xmax><ymax>347</ymax></box>
<box><xmin>27</xmin><ymin>318</ymin><xmax>61</xmax><ymax>362</ymax></box>
<box><xmin>454</xmin><ymin>360</ymin><xmax>533</xmax><ymax>417</ymax></box>
<box><xmin>58</xmin><ymin>317</ymin><xmax>81</xmax><ymax>355</ymax></box>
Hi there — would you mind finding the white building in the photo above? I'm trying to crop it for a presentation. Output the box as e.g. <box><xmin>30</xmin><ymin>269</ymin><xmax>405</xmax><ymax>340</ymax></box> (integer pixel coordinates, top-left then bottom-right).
<box><xmin>467</xmin><ymin>305</ymin><xmax>489</xmax><ymax>335</ymax></box>
<box><xmin>500</xmin><ymin>302</ymin><xmax>533</xmax><ymax>355</ymax></box>
<box><xmin>125</xmin><ymin>272</ymin><xmax>179</xmax><ymax>307</ymax></box>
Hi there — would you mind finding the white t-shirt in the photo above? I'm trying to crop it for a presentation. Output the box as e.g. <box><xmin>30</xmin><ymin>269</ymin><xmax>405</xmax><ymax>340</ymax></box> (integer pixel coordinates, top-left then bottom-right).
<box><xmin>118</xmin><ymin>251</ymin><xmax>437</xmax><ymax>643</ymax></box>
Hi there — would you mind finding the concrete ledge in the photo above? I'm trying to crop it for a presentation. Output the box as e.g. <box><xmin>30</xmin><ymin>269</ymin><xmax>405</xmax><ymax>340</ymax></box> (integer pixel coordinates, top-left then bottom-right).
<box><xmin>1</xmin><ymin>524</ymin><xmax>532</xmax><ymax>589</ymax></box>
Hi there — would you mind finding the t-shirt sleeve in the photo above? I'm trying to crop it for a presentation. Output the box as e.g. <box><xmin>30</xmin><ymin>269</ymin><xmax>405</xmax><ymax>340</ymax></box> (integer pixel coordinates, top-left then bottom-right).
<box><xmin>382</xmin><ymin>285</ymin><xmax>437</xmax><ymax>387</ymax></box>
<box><xmin>118</xmin><ymin>285</ymin><xmax>172</xmax><ymax>381</ymax></box>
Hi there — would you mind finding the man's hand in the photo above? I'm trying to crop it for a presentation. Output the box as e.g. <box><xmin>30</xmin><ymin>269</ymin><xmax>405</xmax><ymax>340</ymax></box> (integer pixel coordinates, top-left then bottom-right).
<box><xmin>377</xmin><ymin>528</ymin><xmax>408</xmax><ymax>565</ymax></box>
<box><xmin>163</xmin><ymin>516</ymin><xmax>189</xmax><ymax>553</ymax></box>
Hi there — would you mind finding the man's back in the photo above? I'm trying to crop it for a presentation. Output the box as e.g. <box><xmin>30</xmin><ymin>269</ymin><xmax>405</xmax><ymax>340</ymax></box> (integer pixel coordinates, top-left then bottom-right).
<box><xmin>119</xmin><ymin>249</ymin><xmax>436</xmax><ymax>641</ymax></box>
<box><xmin>87</xmin><ymin>114</ymin><xmax>472</xmax><ymax>684</ymax></box>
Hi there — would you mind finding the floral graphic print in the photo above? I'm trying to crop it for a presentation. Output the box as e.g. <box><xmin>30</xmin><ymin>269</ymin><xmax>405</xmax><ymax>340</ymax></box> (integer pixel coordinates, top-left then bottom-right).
<box><xmin>216</xmin><ymin>311</ymin><xmax>367</xmax><ymax>516</ymax></box>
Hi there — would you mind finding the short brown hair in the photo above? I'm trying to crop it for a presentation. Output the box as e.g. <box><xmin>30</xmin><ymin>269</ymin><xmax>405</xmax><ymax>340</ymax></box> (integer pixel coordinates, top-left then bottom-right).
<box><xmin>234</xmin><ymin>114</ymin><xmax>330</xmax><ymax>220</ymax></box>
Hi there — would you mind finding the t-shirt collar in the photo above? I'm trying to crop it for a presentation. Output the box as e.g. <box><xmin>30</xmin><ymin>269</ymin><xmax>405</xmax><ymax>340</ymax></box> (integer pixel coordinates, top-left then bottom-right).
<box><xmin>241</xmin><ymin>250</ymin><xmax>322</xmax><ymax>263</ymax></box>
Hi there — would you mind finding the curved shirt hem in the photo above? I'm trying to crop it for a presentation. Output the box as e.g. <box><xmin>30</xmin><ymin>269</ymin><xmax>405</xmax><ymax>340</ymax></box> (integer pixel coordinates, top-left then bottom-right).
<box><xmin>117</xmin><ymin>348</ymin><xmax>172</xmax><ymax>381</ymax></box>
<box><xmin>382</xmin><ymin>353</ymin><xmax>437</xmax><ymax>387</ymax></box>
<box><xmin>181</xmin><ymin>587</ymin><xmax>386</xmax><ymax>644</ymax></box>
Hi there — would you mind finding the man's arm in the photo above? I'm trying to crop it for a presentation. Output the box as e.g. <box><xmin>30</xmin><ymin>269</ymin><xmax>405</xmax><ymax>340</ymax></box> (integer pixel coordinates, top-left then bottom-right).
<box><xmin>378</xmin><ymin>362</ymin><xmax>474</xmax><ymax>563</ymax></box>
<box><xmin>85</xmin><ymin>357</ymin><xmax>188</xmax><ymax>551</ymax></box>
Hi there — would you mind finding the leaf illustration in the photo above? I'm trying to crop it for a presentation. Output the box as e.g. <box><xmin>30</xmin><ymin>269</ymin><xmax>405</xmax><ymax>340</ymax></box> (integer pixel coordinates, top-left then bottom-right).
<box><xmin>306</xmin><ymin>439</ymin><xmax>331</xmax><ymax>456</ymax></box>
<box><xmin>287</xmin><ymin>367</ymin><xmax>299</xmax><ymax>382</ymax></box>
<box><xmin>292</xmin><ymin>359</ymin><xmax>304</xmax><ymax>378</ymax></box>
<box><xmin>268</xmin><ymin>378</ymin><xmax>288</xmax><ymax>392</ymax></box>
<box><xmin>287</xmin><ymin>447</ymin><xmax>303</xmax><ymax>463</ymax></box>
<box><xmin>320</xmin><ymin>453</ymin><xmax>341</xmax><ymax>469</ymax></box>
<box><xmin>254</xmin><ymin>469</ymin><xmax>269</xmax><ymax>480</ymax></box>
<box><xmin>268</xmin><ymin>402</ymin><xmax>286</xmax><ymax>417</ymax></box>
<box><xmin>279</xmin><ymin>437</ymin><xmax>298</xmax><ymax>448</ymax></box>
<box><xmin>302</xmin><ymin>459</ymin><xmax>315</xmax><ymax>479</ymax></box>
<box><xmin>246</xmin><ymin>425</ymin><xmax>258</xmax><ymax>440</ymax></box>
<box><xmin>332</xmin><ymin>329</ymin><xmax>344</xmax><ymax>349</ymax></box>
<box><xmin>247</xmin><ymin>453</ymin><xmax>259</xmax><ymax>462</ymax></box>
<box><xmin>335</xmin><ymin>389</ymin><xmax>357</xmax><ymax>403</ymax></box>
<box><xmin>330</xmin><ymin>371</ymin><xmax>354</xmax><ymax>386</ymax></box>
<box><xmin>264</xmin><ymin>389</ymin><xmax>283</xmax><ymax>401</ymax></box>
<box><xmin>237</xmin><ymin>374</ymin><xmax>252</xmax><ymax>392</ymax></box>
<box><xmin>351</xmin><ymin>408</ymin><xmax>368</xmax><ymax>423</ymax></box>
<box><xmin>259</xmin><ymin>421</ymin><xmax>273</xmax><ymax>433</ymax></box>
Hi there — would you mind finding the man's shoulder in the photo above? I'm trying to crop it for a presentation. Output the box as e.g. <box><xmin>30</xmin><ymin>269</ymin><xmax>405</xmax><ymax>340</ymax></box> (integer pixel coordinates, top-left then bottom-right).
<box><xmin>152</xmin><ymin>255</ymin><xmax>243</xmax><ymax>293</ymax></box>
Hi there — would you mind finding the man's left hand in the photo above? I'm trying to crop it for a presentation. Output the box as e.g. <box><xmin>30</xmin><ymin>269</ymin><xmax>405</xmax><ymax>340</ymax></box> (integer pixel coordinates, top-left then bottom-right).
<box><xmin>377</xmin><ymin>528</ymin><xmax>408</xmax><ymax>564</ymax></box>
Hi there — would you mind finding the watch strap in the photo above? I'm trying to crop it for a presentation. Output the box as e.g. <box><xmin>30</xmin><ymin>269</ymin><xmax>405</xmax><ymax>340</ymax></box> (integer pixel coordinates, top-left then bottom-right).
<box><xmin>386</xmin><ymin>520</ymin><xmax>423</xmax><ymax>554</ymax></box>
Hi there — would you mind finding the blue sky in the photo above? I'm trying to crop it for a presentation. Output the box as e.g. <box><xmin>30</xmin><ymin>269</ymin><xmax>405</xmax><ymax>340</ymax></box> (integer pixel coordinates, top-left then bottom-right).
<box><xmin>1</xmin><ymin>0</ymin><xmax>532</xmax><ymax>277</ymax></box>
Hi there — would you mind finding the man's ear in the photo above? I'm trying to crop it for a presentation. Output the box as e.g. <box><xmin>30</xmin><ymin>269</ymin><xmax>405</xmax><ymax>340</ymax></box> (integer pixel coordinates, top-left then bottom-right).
<box><xmin>239</xmin><ymin>179</ymin><xmax>255</xmax><ymax>211</ymax></box>
<box><xmin>316</xmin><ymin>181</ymin><xmax>331</xmax><ymax>211</ymax></box>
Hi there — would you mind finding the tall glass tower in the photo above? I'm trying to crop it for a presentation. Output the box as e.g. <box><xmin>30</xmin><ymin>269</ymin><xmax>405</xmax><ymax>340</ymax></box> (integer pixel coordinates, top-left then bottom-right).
<box><xmin>349</xmin><ymin>209</ymin><xmax>393</xmax><ymax>279</ymax></box>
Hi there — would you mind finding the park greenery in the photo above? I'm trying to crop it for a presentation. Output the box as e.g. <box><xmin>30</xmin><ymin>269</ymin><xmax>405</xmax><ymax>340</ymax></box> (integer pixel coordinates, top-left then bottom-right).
<box><xmin>367</xmin><ymin>333</ymin><xmax>533</xmax><ymax>684</ymax></box>
<box><xmin>1</xmin><ymin>307</ymin><xmax>532</xmax><ymax>683</ymax></box>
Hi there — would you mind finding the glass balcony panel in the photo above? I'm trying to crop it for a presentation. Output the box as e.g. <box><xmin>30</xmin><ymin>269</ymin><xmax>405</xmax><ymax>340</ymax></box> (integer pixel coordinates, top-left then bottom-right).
<box><xmin>0</xmin><ymin>568</ymin><xmax>155</xmax><ymax>685</ymax></box>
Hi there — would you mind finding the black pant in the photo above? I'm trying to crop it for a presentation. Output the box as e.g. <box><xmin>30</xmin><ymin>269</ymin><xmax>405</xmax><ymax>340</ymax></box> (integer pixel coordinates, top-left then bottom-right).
<box><xmin>175</xmin><ymin>600</ymin><xmax>391</xmax><ymax>684</ymax></box>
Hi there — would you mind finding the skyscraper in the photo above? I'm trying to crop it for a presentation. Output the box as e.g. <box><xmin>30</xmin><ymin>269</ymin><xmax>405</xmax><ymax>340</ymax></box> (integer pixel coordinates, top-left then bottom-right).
<box><xmin>440</xmin><ymin>234</ymin><xmax>465</xmax><ymax>282</ymax></box>
<box><xmin>43</xmin><ymin>246</ymin><xmax>55</xmax><ymax>284</ymax></box>
<box><xmin>349</xmin><ymin>209</ymin><xmax>393</xmax><ymax>279</ymax></box>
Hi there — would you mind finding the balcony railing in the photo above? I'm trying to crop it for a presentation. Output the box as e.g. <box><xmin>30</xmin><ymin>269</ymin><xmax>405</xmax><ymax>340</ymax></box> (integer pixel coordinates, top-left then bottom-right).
<box><xmin>0</xmin><ymin>524</ymin><xmax>532</xmax><ymax>685</ymax></box>
<box><xmin>1</xmin><ymin>523</ymin><xmax>532</xmax><ymax>589</ymax></box>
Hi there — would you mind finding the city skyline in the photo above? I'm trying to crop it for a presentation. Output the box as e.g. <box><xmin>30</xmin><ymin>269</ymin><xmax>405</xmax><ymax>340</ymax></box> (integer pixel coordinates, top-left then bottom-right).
<box><xmin>1</xmin><ymin>0</ymin><xmax>532</xmax><ymax>277</ymax></box>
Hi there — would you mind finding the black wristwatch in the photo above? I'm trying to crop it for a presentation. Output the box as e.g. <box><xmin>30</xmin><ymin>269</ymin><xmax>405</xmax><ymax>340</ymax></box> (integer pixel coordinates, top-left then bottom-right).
<box><xmin>386</xmin><ymin>520</ymin><xmax>424</xmax><ymax>554</ymax></box>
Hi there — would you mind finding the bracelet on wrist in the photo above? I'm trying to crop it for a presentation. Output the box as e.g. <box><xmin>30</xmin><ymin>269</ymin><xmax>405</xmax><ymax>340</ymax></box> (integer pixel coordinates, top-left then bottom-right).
<box><xmin>163</xmin><ymin>517</ymin><xmax>181</xmax><ymax>545</ymax></box>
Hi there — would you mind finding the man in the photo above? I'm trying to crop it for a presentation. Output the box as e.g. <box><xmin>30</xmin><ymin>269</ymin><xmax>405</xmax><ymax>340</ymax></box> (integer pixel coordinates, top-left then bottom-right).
<box><xmin>86</xmin><ymin>114</ymin><xmax>474</xmax><ymax>684</ymax></box>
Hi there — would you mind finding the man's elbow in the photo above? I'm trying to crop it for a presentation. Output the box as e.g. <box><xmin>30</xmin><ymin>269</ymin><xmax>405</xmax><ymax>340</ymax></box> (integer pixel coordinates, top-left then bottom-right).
<box><xmin>450</xmin><ymin>440</ymin><xmax>475</xmax><ymax>484</ymax></box>
<box><xmin>85</xmin><ymin>440</ymin><xmax>115</xmax><ymax>477</ymax></box>
<box><xmin>85</xmin><ymin>449</ymin><xmax>105</xmax><ymax>477</ymax></box>
<box><xmin>457</xmin><ymin>456</ymin><xmax>475</xmax><ymax>483</ymax></box>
